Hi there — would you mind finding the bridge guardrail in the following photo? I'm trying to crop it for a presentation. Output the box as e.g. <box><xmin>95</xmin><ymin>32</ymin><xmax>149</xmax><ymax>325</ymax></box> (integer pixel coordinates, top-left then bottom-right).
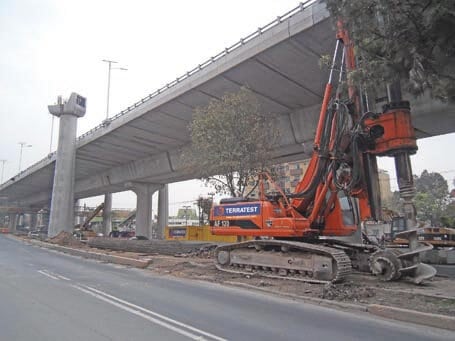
<box><xmin>0</xmin><ymin>152</ymin><xmax>56</xmax><ymax>188</ymax></box>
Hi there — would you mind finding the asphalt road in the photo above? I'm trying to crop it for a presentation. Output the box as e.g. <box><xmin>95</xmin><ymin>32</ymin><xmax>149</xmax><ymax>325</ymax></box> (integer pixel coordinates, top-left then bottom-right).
<box><xmin>0</xmin><ymin>235</ymin><xmax>453</xmax><ymax>341</ymax></box>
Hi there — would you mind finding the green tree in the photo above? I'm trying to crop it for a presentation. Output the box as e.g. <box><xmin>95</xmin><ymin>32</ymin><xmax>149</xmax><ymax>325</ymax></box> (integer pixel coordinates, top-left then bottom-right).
<box><xmin>440</xmin><ymin>208</ymin><xmax>455</xmax><ymax>228</ymax></box>
<box><xmin>415</xmin><ymin>170</ymin><xmax>448</xmax><ymax>198</ymax></box>
<box><xmin>441</xmin><ymin>183</ymin><xmax>455</xmax><ymax>227</ymax></box>
<box><xmin>326</xmin><ymin>0</ymin><xmax>455</xmax><ymax>101</ymax></box>
<box><xmin>196</xmin><ymin>196</ymin><xmax>213</xmax><ymax>225</ymax></box>
<box><xmin>413</xmin><ymin>170</ymin><xmax>449</xmax><ymax>224</ymax></box>
<box><xmin>185</xmin><ymin>87</ymin><xmax>279</xmax><ymax>197</ymax></box>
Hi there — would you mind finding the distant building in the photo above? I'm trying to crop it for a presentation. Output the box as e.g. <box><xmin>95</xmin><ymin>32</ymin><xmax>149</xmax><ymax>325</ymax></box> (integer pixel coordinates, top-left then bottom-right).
<box><xmin>378</xmin><ymin>169</ymin><xmax>393</xmax><ymax>207</ymax></box>
<box><xmin>176</xmin><ymin>208</ymin><xmax>198</xmax><ymax>220</ymax></box>
<box><xmin>167</xmin><ymin>207</ymin><xmax>200</xmax><ymax>227</ymax></box>
<box><xmin>245</xmin><ymin>159</ymin><xmax>310</xmax><ymax>197</ymax></box>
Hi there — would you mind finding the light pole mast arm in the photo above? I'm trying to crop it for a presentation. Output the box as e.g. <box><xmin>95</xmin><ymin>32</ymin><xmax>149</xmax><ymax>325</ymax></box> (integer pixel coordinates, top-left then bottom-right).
<box><xmin>102</xmin><ymin>59</ymin><xmax>127</xmax><ymax>121</ymax></box>
<box><xmin>106</xmin><ymin>61</ymin><xmax>112</xmax><ymax>119</ymax></box>
<box><xmin>102</xmin><ymin>59</ymin><xmax>118</xmax><ymax>120</ymax></box>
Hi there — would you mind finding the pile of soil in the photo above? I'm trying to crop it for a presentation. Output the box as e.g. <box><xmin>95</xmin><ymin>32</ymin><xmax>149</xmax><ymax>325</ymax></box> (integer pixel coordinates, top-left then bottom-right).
<box><xmin>321</xmin><ymin>281</ymin><xmax>376</xmax><ymax>301</ymax></box>
<box><xmin>88</xmin><ymin>238</ymin><xmax>216</xmax><ymax>256</ymax></box>
<box><xmin>49</xmin><ymin>231</ymin><xmax>85</xmax><ymax>248</ymax></box>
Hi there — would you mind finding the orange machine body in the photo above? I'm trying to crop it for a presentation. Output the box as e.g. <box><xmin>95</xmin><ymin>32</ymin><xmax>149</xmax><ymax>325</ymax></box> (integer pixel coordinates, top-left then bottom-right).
<box><xmin>210</xmin><ymin>193</ymin><xmax>358</xmax><ymax>238</ymax></box>
<box><xmin>364</xmin><ymin>106</ymin><xmax>417</xmax><ymax>156</ymax></box>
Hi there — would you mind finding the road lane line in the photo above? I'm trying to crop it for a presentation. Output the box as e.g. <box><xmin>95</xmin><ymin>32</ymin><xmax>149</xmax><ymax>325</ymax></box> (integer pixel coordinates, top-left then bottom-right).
<box><xmin>37</xmin><ymin>270</ymin><xmax>60</xmax><ymax>280</ymax></box>
<box><xmin>72</xmin><ymin>284</ymin><xmax>213</xmax><ymax>340</ymax></box>
<box><xmin>56</xmin><ymin>274</ymin><xmax>71</xmax><ymax>281</ymax></box>
<box><xmin>83</xmin><ymin>285</ymin><xmax>227</xmax><ymax>341</ymax></box>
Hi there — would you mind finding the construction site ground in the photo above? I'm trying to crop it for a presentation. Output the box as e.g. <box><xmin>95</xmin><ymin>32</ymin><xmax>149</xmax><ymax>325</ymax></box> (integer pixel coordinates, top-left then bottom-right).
<box><xmin>15</xmin><ymin>233</ymin><xmax>455</xmax><ymax>319</ymax></box>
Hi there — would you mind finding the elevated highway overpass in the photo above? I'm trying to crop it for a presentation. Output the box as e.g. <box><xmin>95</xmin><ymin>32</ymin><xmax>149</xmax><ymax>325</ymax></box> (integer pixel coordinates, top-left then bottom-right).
<box><xmin>1</xmin><ymin>0</ymin><xmax>454</xmax><ymax>236</ymax></box>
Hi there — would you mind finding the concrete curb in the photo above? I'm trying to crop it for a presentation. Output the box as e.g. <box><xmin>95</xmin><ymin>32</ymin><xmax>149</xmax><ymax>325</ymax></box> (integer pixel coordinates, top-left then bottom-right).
<box><xmin>224</xmin><ymin>281</ymin><xmax>455</xmax><ymax>331</ymax></box>
<box><xmin>367</xmin><ymin>304</ymin><xmax>455</xmax><ymax>331</ymax></box>
<box><xmin>19</xmin><ymin>237</ymin><xmax>152</xmax><ymax>269</ymax></box>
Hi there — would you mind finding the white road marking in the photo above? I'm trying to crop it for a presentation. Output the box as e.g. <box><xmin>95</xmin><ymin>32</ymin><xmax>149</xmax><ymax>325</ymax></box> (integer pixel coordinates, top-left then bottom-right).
<box><xmin>72</xmin><ymin>284</ymin><xmax>227</xmax><ymax>341</ymax></box>
<box><xmin>36</xmin><ymin>269</ymin><xmax>224</xmax><ymax>340</ymax></box>
<box><xmin>56</xmin><ymin>274</ymin><xmax>71</xmax><ymax>281</ymax></box>
<box><xmin>37</xmin><ymin>270</ymin><xmax>60</xmax><ymax>280</ymax></box>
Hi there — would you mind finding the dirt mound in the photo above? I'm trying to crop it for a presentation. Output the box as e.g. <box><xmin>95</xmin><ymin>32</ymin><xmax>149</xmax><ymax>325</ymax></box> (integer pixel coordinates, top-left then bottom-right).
<box><xmin>49</xmin><ymin>231</ymin><xmax>85</xmax><ymax>247</ymax></box>
<box><xmin>88</xmin><ymin>238</ymin><xmax>217</xmax><ymax>256</ymax></box>
<box><xmin>321</xmin><ymin>281</ymin><xmax>376</xmax><ymax>301</ymax></box>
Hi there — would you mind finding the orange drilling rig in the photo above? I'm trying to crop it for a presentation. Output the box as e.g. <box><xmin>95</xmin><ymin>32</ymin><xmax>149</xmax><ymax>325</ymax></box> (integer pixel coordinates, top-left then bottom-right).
<box><xmin>209</xmin><ymin>25</ymin><xmax>436</xmax><ymax>284</ymax></box>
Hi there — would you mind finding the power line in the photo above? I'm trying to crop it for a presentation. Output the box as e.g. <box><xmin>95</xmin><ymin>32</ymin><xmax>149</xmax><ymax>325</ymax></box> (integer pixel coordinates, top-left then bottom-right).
<box><xmin>168</xmin><ymin>199</ymin><xmax>198</xmax><ymax>206</ymax></box>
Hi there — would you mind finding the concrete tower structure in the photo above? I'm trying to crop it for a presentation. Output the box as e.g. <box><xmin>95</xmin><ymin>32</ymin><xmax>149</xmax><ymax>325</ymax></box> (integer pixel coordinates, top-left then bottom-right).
<box><xmin>48</xmin><ymin>93</ymin><xmax>86</xmax><ymax>237</ymax></box>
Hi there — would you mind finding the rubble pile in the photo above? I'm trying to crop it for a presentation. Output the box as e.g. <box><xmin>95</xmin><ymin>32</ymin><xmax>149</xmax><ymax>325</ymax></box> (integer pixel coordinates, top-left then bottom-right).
<box><xmin>321</xmin><ymin>281</ymin><xmax>376</xmax><ymax>301</ymax></box>
<box><xmin>88</xmin><ymin>237</ymin><xmax>217</xmax><ymax>257</ymax></box>
<box><xmin>49</xmin><ymin>231</ymin><xmax>85</xmax><ymax>248</ymax></box>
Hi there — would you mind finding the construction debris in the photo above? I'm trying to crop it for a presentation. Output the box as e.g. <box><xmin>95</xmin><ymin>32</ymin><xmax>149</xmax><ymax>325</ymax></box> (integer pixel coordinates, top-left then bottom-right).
<box><xmin>49</xmin><ymin>231</ymin><xmax>85</xmax><ymax>248</ymax></box>
<box><xmin>321</xmin><ymin>282</ymin><xmax>376</xmax><ymax>301</ymax></box>
<box><xmin>87</xmin><ymin>237</ymin><xmax>217</xmax><ymax>257</ymax></box>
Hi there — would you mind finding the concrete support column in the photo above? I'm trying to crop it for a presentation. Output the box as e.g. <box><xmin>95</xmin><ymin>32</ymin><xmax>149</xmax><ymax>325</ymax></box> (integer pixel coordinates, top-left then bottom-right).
<box><xmin>39</xmin><ymin>207</ymin><xmax>50</xmax><ymax>228</ymax></box>
<box><xmin>102</xmin><ymin>193</ymin><xmax>113</xmax><ymax>236</ymax></box>
<box><xmin>74</xmin><ymin>199</ymin><xmax>81</xmax><ymax>226</ymax></box>
<box><xmin>157</xmin><ymin>184</ymin><xmax>169</xmax><ymax>240</ymax></box>
<box><xmin>8</xmin><ymin>214</ymin><xmax>18</xmax><ymax>233</ymax></box>
<box><xmin>127</xmin><ymin>183</ymin><xmax>159</xmax><ymax>239</ymax></box>
<box><xmin>48</xmin><ymin>94</ymin><xmax>85</xmax><ymax>238</ymax></box>
<box><xmin>48</xmin><ymin>113</ymin><xmax>78</xmax><ymax>237</ymax></box>
<box><xmin>30</xmin><ymin>213</ymin><xmax>38</xmax><ymax>229</ymax></box>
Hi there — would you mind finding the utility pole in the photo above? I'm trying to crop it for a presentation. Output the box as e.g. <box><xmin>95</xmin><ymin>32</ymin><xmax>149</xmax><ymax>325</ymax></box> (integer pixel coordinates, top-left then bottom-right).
<box><xmin>207</xmin><ymin>192</ymin><xmax>215</xmax><ymax>225</ymax></box>
<box><xmin>101</xmin><ymin>59</ymin><xmax>127</xmax><ymax>235</ymax></box>
<box><xmin>18</xmin><ymin>142</ymin><xmax>32</xmax><ymax>172</ymax></box>
<box><xmin>182</xmin><ymin>205</ymin><xmax>191</xmax><ymax>227</ymax></box>
<box><xmin>102</xmin><ymin>59</ymin><xmax>127</xmax><ymax>121</ymax></box>
<box><xmin>0</xmin><ymin>160</ymin><xmax>6</xmax><ymax>183</ymax></box>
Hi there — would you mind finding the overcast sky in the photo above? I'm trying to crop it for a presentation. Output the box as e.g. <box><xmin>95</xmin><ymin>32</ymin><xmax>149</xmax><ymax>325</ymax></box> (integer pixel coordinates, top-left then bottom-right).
<box><xmin>1</xmin><ymin>0</ymin><xmax>454</xmax><ymax>215</ymax></box>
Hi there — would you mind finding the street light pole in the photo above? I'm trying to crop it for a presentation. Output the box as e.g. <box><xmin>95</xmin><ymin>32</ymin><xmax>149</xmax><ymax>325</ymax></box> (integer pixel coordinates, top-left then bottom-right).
<box><xmin>102</xmin><ymin>59</ymin><xmax>127</xmax><ymax>120</ymax></box>
<box><xmin>18</xmin><ymin>142</ymin><xmax>32</xmax><ymax>172</ymax></box>
<box><xmin>0</xmin><ymin>160</ymin><xmax>6</xmax><ymax>183</ymax></box>
<box><xmin>101</xmin><ymin>60</ymin><xmax>126</xmax><ymax>235</ymax></box>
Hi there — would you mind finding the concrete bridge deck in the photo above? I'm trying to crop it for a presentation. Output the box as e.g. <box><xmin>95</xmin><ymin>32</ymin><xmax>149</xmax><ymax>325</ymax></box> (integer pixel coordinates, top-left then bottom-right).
<box><xmin>1</xmin><ymin>0</ymin><xmax>454</xmax><ymax>208</ymax></box>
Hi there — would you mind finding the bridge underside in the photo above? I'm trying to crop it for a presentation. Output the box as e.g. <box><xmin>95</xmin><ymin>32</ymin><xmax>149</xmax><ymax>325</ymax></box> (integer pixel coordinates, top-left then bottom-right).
<box><xmin>1</xmin><ymin>1</ymin><xmax>455</xmax><ymax>208</ymax></box>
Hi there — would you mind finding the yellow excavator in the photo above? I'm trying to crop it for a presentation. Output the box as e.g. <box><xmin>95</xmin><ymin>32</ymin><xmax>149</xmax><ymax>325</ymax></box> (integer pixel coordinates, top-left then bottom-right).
<box><xmin>74</xmin><ymin>203</ymin><xmax>105</xmax><ymax>239</ymax></box>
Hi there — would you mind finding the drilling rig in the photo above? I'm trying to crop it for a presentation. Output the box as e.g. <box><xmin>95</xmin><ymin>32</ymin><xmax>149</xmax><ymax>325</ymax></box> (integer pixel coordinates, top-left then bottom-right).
<box><xmin>209</xmin><ymin>24</ymin><xmax>436</xmax><ymax>284</ymax></box>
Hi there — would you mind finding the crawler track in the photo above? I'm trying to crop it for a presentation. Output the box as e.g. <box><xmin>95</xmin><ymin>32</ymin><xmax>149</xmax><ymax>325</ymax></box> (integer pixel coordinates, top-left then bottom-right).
<box><xmin>215</xmin><ymin>240</ymin><xmax>352</xmax><ymax>284</ymax></box>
